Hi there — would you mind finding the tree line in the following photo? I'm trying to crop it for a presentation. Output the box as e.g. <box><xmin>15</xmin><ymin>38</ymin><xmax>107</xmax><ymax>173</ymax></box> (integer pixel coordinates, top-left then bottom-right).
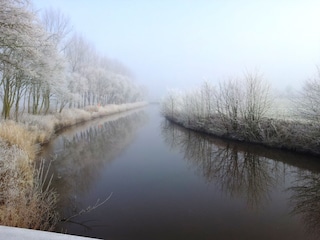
<box><xmin>0</xmin><ymin>0</ymin><xmax>144</xmax><ymax>120</ymax></box>
<box><xmin>161</xmin><ymin>70</ymin><xmax>320</xmax><ymax>155</ymax></box>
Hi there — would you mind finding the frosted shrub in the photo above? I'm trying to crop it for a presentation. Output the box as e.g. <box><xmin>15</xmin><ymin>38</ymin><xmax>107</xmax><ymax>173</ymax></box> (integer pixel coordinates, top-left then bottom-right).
<box><xmin>0</xmin><ymin>121</ymin><xmax>39</xmax><ymax>159</ymax></box>
<box><xmin>295</xmin><ymin>71</ymin><xmax>320</xmax><ymax>123</ymax></box>
<box><xmin>60</xmin><ymin>108</ymin><xmax>91</xmax><ymax>125</ymax></box>
<box><xmin>0</xmin><ymin>140</ymin><xmax>58</xmax><ymax>230</ymax></box>
<box><xmin>19</xmin><ymin>114</ymin><xmax>58</xmax><ymax>144</ymax></box>
<box><xmin>84</xmin><ymin>105</ymin><xmax>99</xmax><ymax>112</ymax></box>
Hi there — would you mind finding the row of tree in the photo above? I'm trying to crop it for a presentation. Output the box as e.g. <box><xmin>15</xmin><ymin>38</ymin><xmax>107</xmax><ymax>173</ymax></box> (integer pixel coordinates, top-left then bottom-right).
<box><xmin>161</xmin><ymin>69</ymin><xmax>320</xmax><ymax>144</ymax></box>
<box><xmin>162</xmin><ymin>71</ymin><xmax>273</xmax><ymax>138</ymax></box>
<box><xmin>0</xmin><ymin>0</ymin><xmax>144</xmax><ymax>120</ymax></box>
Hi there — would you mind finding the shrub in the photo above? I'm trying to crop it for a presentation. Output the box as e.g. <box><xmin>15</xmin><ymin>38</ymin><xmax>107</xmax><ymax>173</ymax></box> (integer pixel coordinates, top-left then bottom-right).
<box><xmin>0</xmin><ymin>141</ymin><xmax>58</xmax><ymax>230</ymax></box>
<box><xmin>0</xmin><ymin>121</ymin><xmax>39</xmax><ymax>159</ymax></box>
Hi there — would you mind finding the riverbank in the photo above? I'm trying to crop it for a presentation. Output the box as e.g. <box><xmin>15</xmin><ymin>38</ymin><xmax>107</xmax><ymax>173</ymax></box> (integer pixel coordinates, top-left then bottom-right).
<box><xmin>164</xmin><ymin>114</ymin><xmax>320</xmax><ymax>157</ymax></box>
<box><xmin>0</xmin><ymin>102</ymin><xmax>147</xmax><ymax>231</ymax></box>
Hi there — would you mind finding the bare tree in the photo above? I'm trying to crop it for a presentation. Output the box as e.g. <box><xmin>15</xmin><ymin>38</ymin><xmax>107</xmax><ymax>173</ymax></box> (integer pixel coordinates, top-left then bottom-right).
<box><xmin>41</xmin><ymin>7</ymin><xmax>73</xmax><ymax>52</ymax></box>
<box><xmin>161</xmin><ymin>70</ymin><xmax>272</xmax><ymax>141</ymax></box>
<box><xmin>242</xmin><ymin>70</ymin><xmax>272</xmax><ymax>134</ymax></box>
<box><xmin>295</xmin><ymin>68</ymin><xmax>320</xmax><ymax>123</ymax></box>
<box><xmin>161</xmin><ymin>89</ymin><xmax>181</xmax><ymax>119</ymax></box>
<box><xmin>200</xmin><ymin>80</ymin><xmax>215</xmax><ymax>118</ymax></box>
<box><xmin>215</xmin><ymin>77</ymin><xmax>243</xmax><ymax>132</ymax></box>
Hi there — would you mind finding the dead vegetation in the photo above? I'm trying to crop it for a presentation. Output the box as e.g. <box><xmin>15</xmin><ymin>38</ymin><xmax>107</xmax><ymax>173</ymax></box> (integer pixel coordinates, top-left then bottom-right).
<box><xmin>0</xmin><ymin>102</ymin><xmax>146</xmax><ymax>230</ymax></box>
<box><xmin>0</xmin><ymin>140</ymin><xmax>59</xmax><ymax>230</ymax></box>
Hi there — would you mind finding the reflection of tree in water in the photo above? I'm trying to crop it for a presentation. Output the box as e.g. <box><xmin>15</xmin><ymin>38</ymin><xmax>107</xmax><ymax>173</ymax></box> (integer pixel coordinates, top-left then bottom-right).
<box><xmin>45</xmin><ymin>110</ymin><xmax>147</xmax><ymax>220</ymax></box>
<box><xmin>289</xmin><ymin>170</ymin><xmax>320</xmax><ymax>238</ymax></box>
<box><xmin>161</xmin><ymin>120</ymin><xmax>282</xmax><ymax>209</ymax></box>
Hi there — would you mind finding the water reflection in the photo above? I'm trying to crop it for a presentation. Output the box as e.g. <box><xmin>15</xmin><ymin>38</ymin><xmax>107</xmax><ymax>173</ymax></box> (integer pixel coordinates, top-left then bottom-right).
<box><xmin>289</xmin><ymin>170</ymin><xmax>320</xmax><ymax>237</ymax></box>
<box><xmin>161</xmin><ymin>119</ymin><xmax>320</xmax><ymax>237</ymax></box>
<box><xmin>161</xmin><ymin>120</ymin><xmax>282</xmax><ymax>209</ymax></box>
<box><xmin>42</xmin><ymin>110</ymin><xmax>147</xmax><ymax>223</ymax></box>
<box><xmin>36</xmin><ymin>106</ymin><xmax>320</xmax><ymax>239</ymax></box>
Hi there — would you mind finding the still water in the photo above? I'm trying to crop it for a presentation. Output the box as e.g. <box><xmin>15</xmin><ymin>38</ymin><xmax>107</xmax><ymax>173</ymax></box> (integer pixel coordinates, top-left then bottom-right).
<box><xmin>42</xmin><ymin>105</ymin><xmax>320</xmax><ymax>240</ymax></box>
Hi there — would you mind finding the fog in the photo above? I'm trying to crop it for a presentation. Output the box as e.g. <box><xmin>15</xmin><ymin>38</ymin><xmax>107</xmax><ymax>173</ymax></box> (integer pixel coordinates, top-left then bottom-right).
<box><xmin>32</xmin><ymin>0</ymin><xmax>320</xmax><ymax>100</ymax></box>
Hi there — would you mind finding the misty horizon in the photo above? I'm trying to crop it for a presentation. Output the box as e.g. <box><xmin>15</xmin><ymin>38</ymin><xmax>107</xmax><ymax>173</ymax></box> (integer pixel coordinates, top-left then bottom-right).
<box><xmin>31</xmin><ymin>0</ymin><xmax>320</xmax><ymax>100</ymax></box>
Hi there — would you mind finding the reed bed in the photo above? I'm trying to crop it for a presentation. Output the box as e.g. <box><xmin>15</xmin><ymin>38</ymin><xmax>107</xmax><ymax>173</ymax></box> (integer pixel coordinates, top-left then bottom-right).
<box><xmin>0</xmin><ymin>102</ymin><xmax>147</xmax><ymax>230</ymax></box>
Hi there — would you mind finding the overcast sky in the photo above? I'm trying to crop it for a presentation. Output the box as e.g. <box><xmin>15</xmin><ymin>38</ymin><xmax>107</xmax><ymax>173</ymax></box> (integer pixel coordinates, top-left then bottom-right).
<box><xmin>32</xmin><ymin>0</ymin><xmax>320</xmax><ymax>99</ymax></box>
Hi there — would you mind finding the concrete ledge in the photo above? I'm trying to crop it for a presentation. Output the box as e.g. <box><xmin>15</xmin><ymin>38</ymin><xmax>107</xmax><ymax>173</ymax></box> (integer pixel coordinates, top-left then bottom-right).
<box><xmin>0</xmin><ymin>225</ymin><xmax>100</xmax><ymax>240</ymax></box>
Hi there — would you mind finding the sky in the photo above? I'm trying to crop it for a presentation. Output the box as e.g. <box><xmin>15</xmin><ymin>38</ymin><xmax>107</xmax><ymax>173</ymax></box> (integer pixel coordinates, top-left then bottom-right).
<box><xmin>31</xmin><ymin>0</ymin><xmax>320</xmax><ymax>100</ymax></box>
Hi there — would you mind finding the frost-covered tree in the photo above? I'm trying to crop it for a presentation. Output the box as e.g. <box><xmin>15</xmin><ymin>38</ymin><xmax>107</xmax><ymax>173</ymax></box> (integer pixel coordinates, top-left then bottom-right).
<box><xmin>296</xmin><ymin>69</ymin><xmax>320</xmax><ymax>123</ymax></box>
<box><xmin>64</xmin><ymin>33</ymin><xmax>96</xmax><ymax>108</ymax></box>
<box><xmin>0</xmin><ymin>0</ymin><xmax>51</xmax><ymax>118</ymax></box>
<box><xmin>40</xmin><ymin>7</ymin><xmax>72</xmax><ymax>52</ymax></box>
<box><xmin>242</xmin><ymin>71</ymin><xmax>271</xmax><ymax>128</ymax></box>
<box><xmin>216</xmin><ymin>77</ymin><xmax>243</xmax><ymax>131</ymax></box>
<box><xmin>0</xmin><ymin>0</ymin><xmax>74</xmax><ymax>118</ymax></box>
<box><xmin>26</xmin><ymin>39</ymin><xmax>67</xmax><ymax>114</ymax></box>
<box><xmin>215</xmin><ymin>71</ymin><xmax>271</xmax><ymax>134</ymax></box>
<box><xmin>161</xmin><ymin>89</ymin><xmax>181</xmax><ymax>119</ymax></box>
<box><xmin>0</xmin><ymin>2</ymin><xmax>144</xmax><ymax>119</ymax></box>
<box><xmin>63</xmin><ymin>33</ymin><xmax>143</xmax><ymax>108</ymax></box>
<box><xmin>37</xmin><ymin>7</ymin><xmax>73</xmax><ymax>113</ymax></box>
<box><xmin>200</xmin><ymin>81</ymin><xmax>215</xmax><ymax>118</ymax></box>
<box><xmin>162</xmin><ymin>71</ymin><xmax>272</xmax><ymax>139</ymax></box>
<box><xmin>162</xmin><ymin>83</ymin><xmax>216</xmax><ymax>123</ymax></box>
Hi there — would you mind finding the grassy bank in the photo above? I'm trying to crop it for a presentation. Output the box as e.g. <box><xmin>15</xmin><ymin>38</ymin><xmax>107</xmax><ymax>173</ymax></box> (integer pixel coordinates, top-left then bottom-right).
<box><xmin>0</xmin><ymin>102</ymin><xmax>147</xmax><ymax>230</ymax></box>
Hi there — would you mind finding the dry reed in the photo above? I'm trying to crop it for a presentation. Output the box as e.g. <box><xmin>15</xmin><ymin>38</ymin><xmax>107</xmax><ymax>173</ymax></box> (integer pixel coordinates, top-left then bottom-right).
<box><xmin>0</xmin><ymin>102</ymin><xmax>147</xmax><ymax>230</ymax></box>
<box><xmin>0</xmin><ymin>140</ymin><xmax>59</xmax><ymax>230</ymax></box>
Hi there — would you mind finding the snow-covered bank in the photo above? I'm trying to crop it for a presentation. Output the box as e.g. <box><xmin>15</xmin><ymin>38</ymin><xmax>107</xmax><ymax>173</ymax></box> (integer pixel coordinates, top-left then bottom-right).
<box><xmin>164</xmin><ymin>114</ymin><xmax>320</xmax><ymax>157</ymax></box>
<box><xmin>18</xmin><ymin>102</ymin><xmax>148</xmax><ymax>144</ymax></box>
<box><xmin>0</xmin><ymin>102</ymin><xmax>147</xmax><ymax>231</ymax></box>
<box><xmin>161</xmin><ymin>73</ymin><xmax>320</xmax><ymax>157</ymax></box>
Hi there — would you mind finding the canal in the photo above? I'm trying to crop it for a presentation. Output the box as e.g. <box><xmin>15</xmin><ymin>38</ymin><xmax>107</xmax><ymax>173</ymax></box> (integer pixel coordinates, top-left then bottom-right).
<box><xmin>42</xmin><ymin>105</ymin><xmax>320</xmax><ymax>240</ymax></box>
